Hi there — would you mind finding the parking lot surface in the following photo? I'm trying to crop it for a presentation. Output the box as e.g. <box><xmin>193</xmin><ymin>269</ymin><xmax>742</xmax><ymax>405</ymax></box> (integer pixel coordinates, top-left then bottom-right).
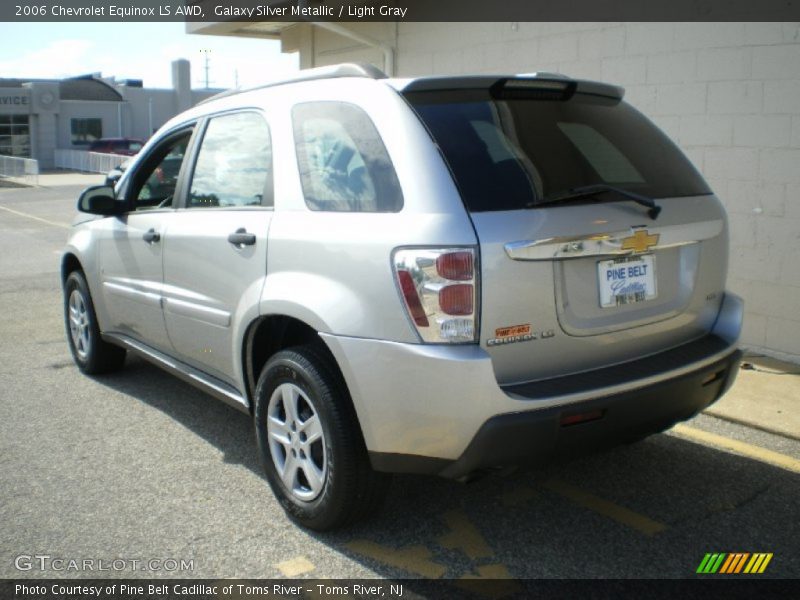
<box><xmin>1</xmin><ymin>178</ymin><xmax>798</xmax><ymax>583</ymax></box>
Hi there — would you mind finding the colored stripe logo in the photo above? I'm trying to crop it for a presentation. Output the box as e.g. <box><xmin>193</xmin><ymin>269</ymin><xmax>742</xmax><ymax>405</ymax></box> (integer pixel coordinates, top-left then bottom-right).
<box><xmin>696</xmin><ymin>553</ymin><xmax>773</xmax><ymax>574</ymax></box>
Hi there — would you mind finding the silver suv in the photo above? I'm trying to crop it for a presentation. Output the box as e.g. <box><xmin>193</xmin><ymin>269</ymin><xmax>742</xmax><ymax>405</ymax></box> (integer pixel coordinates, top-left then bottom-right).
<box><xmin>62</xmin><ymin>64</ymin><xmax>743</xmax><ymax>530</ymax></box>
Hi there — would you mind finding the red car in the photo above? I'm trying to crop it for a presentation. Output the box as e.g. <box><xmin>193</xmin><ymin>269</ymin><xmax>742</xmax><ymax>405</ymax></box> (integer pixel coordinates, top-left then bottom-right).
<box><xmin>88</xmin><ymin>138</ymin><xmax>144</xmax><ymax>156</ymax></box>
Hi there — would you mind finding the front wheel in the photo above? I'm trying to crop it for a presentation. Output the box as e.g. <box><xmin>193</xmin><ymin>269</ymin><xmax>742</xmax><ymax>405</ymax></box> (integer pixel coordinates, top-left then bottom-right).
<box><xmin>254</xmin><ymin>345</ymin><xmax>390</xmax><ymax>530</ymax></box>
<box><xmin>64</xmin><ymin>270</ymin><xmax>126</xmax><ymax>374</ymax></box>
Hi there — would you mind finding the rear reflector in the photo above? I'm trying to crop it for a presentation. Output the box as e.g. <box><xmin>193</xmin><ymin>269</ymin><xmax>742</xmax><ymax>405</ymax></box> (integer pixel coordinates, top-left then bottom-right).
<box><xmin>397</xmin><ymin>270</ymin><xmax>429</xmax><ymax>327</ymax></box>
<box><xmin>560</xmin><ymin>409</ymin><xmax>604</xmax><ymax>427</ymax></box>
<box><xmin>701</xmin><ymin>370</ymin><xmax>725</xmax><ymax>386</ymax></box>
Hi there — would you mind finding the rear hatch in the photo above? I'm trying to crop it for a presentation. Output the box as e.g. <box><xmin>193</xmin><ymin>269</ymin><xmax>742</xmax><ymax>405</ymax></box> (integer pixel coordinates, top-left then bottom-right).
<box><xmin>405</xmin><ymin>77</ymin><xmax>729</xmax><ymax>385</ymax></box>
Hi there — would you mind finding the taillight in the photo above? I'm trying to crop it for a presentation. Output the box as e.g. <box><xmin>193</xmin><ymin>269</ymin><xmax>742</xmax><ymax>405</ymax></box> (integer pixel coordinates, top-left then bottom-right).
<box><xmin>436</xmin><ymin>252</ymin><xmax>473</xmax><ymax>280</ymax></box>
<box><xmin>393</xmin><ymin>248</ymin><xmax>479</xmax><ymax>343</ymax></box>
<box><xmin>439</xmin><ymin>284</ymin><xmax>473</xmax><ymax>315</ymax></box>
<box><xmin>397</xmin><ymin>270</ymin><xmax>429</xmax><ymax>327</ymax></box>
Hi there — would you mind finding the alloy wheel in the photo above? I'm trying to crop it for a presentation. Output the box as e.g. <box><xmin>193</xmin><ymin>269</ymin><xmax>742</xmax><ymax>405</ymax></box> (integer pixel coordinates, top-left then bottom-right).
<box><xmin>68</xmin><ymin>289</ymin><xmax>91</xmax><ymax>361</ymax></box>
<box><xmin>266</xmin><ymin>382</ymin><xmax>327</xmax><ymax>501</ymax></box>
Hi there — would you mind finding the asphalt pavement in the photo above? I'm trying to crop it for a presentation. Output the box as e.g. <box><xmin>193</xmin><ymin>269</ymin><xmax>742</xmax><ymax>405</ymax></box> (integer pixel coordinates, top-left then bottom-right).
<box><xmin>1</xmin><ymin>175</ymin><xmax>798</xmax><ymax>584</ymax></box>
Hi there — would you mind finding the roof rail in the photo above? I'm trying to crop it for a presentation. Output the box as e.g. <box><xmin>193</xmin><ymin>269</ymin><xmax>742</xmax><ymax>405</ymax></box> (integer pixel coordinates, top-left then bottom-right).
<box><xmin>516</xmin><ymin>71</ymin><xmax>571</xmax><ymax>80</ymax></box>
<box><xmin>198</xmin><ymin>62</ymin><xmax>387</xmax><ymax>106</ymax></box>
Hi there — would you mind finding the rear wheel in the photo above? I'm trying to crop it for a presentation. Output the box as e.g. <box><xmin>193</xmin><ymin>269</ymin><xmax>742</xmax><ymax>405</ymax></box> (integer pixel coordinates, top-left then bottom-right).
<box><xmin>254</xmin><ymin>345</ymin><xmax>390</xmax><ymax>530</ymax></box>
<box><xmin>64</xmin><ymin>270</ymin><xmax>126</xmax><ymax>374</ymax></box>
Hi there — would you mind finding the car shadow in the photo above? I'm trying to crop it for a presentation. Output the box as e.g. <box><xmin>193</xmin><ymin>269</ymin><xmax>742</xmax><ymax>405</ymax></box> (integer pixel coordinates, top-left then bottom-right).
<box><xmin>93</xmin><ymin>355</ymin><xmax>800</xmax><ymax>583</ymax></box>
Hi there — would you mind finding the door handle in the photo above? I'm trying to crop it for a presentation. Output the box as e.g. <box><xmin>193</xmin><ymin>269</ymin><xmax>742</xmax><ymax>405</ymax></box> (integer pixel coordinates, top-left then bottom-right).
<box><xmin>143</xmin><ymin>228</ymin><xmax>160</xmax><ymax>243</ymax></box>
<box><xmin>228</xmin><ymin>228</ymin><xmax>256</xmax><ymax>247</ymax></box>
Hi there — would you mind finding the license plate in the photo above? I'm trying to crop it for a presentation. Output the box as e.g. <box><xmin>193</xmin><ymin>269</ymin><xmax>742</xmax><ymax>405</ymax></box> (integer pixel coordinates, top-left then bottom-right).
<box><xmin>598</xmin><ymin>255</ymin><xmax>657</xmax><ymax>308</ymax></box>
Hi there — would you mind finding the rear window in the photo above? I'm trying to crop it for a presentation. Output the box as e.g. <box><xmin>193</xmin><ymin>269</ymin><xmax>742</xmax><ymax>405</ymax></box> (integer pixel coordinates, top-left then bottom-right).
<box><xmin>407</xmin><ymin>90</ymin><xmax>710</xmax><ymax>212</ymax></box>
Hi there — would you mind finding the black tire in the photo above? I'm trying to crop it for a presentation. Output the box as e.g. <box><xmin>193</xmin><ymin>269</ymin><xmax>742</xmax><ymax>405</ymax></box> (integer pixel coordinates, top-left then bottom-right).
<box><xmin>254</xmin><ymin>344</ymin><xmax>390</xmax><ymax>531</ymax></box>
<box><xmin>64</xmin><ymin>270</ymin><xmax>126</xmax><ymax>374</ymax></box>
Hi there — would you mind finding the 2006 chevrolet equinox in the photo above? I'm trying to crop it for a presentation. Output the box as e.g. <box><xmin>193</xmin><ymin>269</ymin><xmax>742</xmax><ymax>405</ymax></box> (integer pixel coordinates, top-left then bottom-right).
<box><xmin>62</xmin><ymin>63</ymin><xmax>743</xmax><ymax>530</ymax></box>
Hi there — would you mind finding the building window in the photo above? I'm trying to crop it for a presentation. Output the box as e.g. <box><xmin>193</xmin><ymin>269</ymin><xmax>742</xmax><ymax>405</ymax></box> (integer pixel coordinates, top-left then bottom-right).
<box><xmin>0</xmin><ymin>115</ymin><xmax>31</xmax><ymax>157</ymax></box>
<box><xmin>71</xmin><ymin>118</ymin><xmax>102</xmax><ymax>146</ymax></box>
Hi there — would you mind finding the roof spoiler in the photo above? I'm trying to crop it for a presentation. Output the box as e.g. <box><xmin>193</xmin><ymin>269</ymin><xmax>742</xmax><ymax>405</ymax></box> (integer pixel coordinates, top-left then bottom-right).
<box><xmin>398</xmin><ymin>73</ymin><xmax>624</xmax><ymax>100</ymax></box>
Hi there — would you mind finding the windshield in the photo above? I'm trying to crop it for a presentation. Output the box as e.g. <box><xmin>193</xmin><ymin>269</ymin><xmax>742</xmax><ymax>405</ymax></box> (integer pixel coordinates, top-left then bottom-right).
<box><xmin>406</xmin><ymin>90</ymin><xmax>711</xmax><ymax>212</ymax></box>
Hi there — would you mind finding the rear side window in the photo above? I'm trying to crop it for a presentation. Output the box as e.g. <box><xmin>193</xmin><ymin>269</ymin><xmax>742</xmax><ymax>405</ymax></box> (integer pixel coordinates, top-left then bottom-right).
<box><xmin>408</xmin><ymin>91</ymin><xmax>710</xmax><ymax>212</ymax></box>
<box><xmin>188</xmin><ymin>112</ymin><xmax>272</xmax><ymax>208</ymax></box>
<box><xmin>292</xmin><ymin>102</ymin><xmax>403</xmax><ymax>212</ymax></box>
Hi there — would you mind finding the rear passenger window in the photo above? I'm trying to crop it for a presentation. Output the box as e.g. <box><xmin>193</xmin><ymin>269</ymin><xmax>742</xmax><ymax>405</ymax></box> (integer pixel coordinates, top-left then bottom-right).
<box><xmin>188</xmin><ymin>112</ymin><xmax>272</xmax><ymax>208</ymax></box>
<box><xmin>292</xmin><ymin>102</ymin><xmax>403</xmax><ymax>212</ymax></box>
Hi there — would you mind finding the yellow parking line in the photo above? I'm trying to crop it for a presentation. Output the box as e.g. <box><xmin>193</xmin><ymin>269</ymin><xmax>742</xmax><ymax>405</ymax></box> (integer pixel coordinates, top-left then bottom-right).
<box><xmin>0</xmin><ymin>204</ymin><xmax>70</xmax><ymax>229</ymax></box>
<box><xmin>438</xmin><ymin>509</ymin><xmax>493</xmax><ymax>560</ymax></box>
<box><xmin>544</xmin><ymin>479</ymin><xmax>667</xmax><ymax>536</ymax></box>
<box><xmin>274</xmin><ymin>555</ymin><xmax>315</xmax><ymax>577</ymax></box>
<box><xmin>671</xmin><ymin>424</ymin><xmax>800</xmax><ymax>475</ymax></box>
<box><xmin>345</xmin><ymin>540</ymin><xmax>447</xmax><ymax>579</ymax></box>
<box><xmin>457</xmin><ymin>564</ymin><xmax>520</xmax><ymax>599</ymax></box>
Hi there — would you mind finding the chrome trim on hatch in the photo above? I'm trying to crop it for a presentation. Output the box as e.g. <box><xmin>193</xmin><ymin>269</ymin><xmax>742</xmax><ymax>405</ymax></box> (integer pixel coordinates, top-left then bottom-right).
<box><xmin>504</xmin><ymin>219</ymin><xmax>723</xmax><ymax>261</ymax></box>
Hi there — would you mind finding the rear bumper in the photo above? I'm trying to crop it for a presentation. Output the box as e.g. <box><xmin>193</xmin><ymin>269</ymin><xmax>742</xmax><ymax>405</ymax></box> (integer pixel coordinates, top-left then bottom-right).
<box><xmin>436</xmin><ymin>347</ymin><xmax>742</xmax><ymax>479</ymax></box>
<box><xmin>320</xmin><ymin>292</ymin><xmax>744</xmax><ymax>477</ymax></box>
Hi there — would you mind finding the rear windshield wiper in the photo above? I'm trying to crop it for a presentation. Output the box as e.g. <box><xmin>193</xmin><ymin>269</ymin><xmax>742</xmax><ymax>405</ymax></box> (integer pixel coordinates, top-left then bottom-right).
<box><xmin>531</xmin><ymin>184</ymin><xmax>662</xmax><ymax>220</ymax></box>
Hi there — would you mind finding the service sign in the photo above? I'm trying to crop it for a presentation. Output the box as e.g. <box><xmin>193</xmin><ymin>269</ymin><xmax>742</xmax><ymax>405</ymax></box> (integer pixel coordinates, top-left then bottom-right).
<box><xmin>0</xmin><ymin>88</ymin><xmax>31</xmax><ymax>113</ymax></box>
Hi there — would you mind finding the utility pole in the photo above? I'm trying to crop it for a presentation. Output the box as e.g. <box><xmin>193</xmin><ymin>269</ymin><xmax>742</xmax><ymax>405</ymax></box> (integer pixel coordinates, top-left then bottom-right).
<box><xmin>200</xmin><ymin>49</ymin><xmax>212</xmax><ymax>89</ymax></box>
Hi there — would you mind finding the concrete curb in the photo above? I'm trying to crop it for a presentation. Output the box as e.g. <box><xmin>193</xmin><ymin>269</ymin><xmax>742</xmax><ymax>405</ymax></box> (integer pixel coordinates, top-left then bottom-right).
<box><xmin>703</xmin><ymin>355</ymin><xmax>800</xmax><ymax>441</ymax></box>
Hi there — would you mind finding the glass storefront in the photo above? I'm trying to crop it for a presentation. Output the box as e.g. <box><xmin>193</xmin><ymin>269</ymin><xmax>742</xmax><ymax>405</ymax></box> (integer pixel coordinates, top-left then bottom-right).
<box><xmin>0</xmin><ymin>115</ymin><xmax>31</xmax><ymax>157</ymax></box>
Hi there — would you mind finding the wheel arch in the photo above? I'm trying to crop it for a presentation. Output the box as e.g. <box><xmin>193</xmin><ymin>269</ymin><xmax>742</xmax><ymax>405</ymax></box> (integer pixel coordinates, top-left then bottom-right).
<box><xmin>242</xmin><ymin>315</ymin><xmax>357</xmax><ymax>424</ymax></box>
<box><xmin>61</xmin><ymin>252</ymin><xmax>84</xmax><ymax>283</ymax></box>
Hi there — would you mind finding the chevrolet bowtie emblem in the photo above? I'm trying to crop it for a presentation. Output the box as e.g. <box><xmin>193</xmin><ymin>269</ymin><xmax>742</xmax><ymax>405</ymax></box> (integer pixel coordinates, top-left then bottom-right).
<box><xmin>621</xmin><ymin>229</ymin><xmax>659</xmax><ymax>253</ymax></box>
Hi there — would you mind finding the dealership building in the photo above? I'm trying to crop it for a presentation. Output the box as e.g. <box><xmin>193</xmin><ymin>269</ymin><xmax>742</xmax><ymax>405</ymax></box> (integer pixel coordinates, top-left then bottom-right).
<box><xmin>188</xmin><ymin>20</ymin><xmax>800</xmax><ymax>361</ymax></box>
<box><xmin>0</xmin><ymin>59</ymin><xmax>219</xmax><ymax>169</ymax></box>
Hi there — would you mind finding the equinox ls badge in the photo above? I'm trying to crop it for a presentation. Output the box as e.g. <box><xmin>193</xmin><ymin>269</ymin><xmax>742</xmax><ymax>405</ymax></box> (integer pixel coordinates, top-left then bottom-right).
<box><xmin>487</xmin><ymin>324</ymin><xmax>555</xmax><ymax>346</ymax></box>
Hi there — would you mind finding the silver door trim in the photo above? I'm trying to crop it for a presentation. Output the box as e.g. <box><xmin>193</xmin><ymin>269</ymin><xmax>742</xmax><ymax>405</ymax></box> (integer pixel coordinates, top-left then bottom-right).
<box><xmin>504</xmin><ymin>219</ymin><xmax>723</xmax><ymax>261</ymax></box>
<box><xmin>163</xmin><ymin>297</ymin><xmax>232</xmax><ymax>327</ymax></box>
<box><xmin>103</xmin><ymin>281</ymin><xmax>162</xmax><ymax>309</ymax></box>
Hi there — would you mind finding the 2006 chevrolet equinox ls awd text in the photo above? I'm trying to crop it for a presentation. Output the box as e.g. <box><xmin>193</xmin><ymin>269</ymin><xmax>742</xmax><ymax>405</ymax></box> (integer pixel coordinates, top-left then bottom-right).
<box><xmin>62</xmin><ymin>63</ymin><xmax>743</xmax><ymax>530</ymax></box>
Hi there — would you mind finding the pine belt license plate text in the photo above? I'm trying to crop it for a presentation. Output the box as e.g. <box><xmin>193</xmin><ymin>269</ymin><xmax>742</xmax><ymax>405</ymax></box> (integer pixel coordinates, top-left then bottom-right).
<box><xmin>598</xmin><ymin>255</ymin><xmax>657</xmax><ymax>308</ymax></box>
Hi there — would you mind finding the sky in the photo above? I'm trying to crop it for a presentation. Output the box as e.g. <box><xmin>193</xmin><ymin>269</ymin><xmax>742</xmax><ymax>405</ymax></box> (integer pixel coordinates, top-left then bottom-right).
<box><xmin>0</xmin><ymin>22</ymin><xmax>299</xmax><ymax>90</ymax></box>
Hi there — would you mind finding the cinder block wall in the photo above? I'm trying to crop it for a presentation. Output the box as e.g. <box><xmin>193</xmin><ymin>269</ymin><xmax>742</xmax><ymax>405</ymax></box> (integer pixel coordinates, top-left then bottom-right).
<box><xmin>309</xmin><ymin>22</ymin><xmax>800</xmax><ymax>361</ymax></box>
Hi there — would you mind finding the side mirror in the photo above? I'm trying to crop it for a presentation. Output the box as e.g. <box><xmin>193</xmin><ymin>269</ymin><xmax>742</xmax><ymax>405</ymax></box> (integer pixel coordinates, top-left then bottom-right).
<box><xmin>77</xmin><ymin>185</ymin><xmax>124</xmax><ymax>216</ymax></box>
